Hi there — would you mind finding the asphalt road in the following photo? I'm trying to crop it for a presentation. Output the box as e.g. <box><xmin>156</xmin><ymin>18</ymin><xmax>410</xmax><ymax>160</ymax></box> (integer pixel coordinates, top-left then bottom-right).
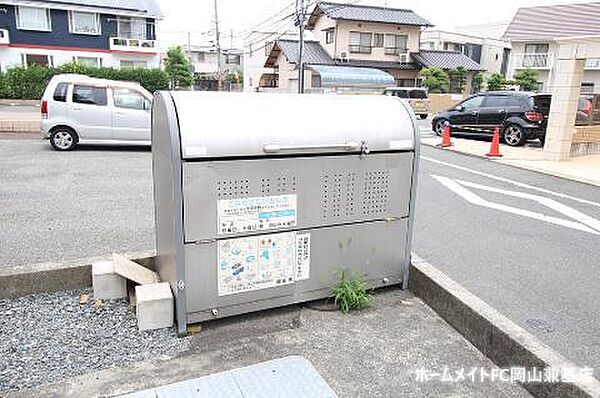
<box><xmin>415</xmin><ymin>145</ymin><xmax>600</xmax><ymax>374</ymax></box>
<box><xmin>1</xmin><ymin>137</ymin><xmax>599</xmax><ymax>375</ymax></box>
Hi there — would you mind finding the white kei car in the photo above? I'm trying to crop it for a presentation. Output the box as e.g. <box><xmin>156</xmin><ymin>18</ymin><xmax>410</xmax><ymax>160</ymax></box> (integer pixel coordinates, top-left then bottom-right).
<box><xmin>40</xmin><ymin>74</ymin><xmax>152</xmax><ymax>151</ymax></box>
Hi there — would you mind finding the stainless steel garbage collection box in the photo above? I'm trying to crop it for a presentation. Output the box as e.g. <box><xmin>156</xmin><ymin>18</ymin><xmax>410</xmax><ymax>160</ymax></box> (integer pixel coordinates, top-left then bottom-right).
<box><xmin>152</xmin><ymin>91</ymin><xmax>419</xmax><ymax>335</ymax></box>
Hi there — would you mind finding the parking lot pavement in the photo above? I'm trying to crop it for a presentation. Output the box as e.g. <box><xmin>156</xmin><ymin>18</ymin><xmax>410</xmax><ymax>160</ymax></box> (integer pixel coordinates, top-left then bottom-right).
<box><xmin>417</xmin><ymin>115</ymin><xmax>434</xmax><ymax>137</ymax></box>
<box><xmin>11</xmin><ymin>289</ymin><xmax>533</xmax><ymax>398</ymax></box>
<box><xmin>0</xmin><ymin>140</ymin><xmax>154</xmax><ymax>268</ymax></box>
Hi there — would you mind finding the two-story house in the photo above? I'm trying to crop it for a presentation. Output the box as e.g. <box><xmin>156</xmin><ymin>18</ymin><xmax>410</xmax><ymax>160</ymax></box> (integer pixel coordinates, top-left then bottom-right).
<box><xmin>255</xmin><ymin>2</ymin><xmax>483</xmax><ymax>93</ymax></box>
<box><xmin>503</xmin><ymin>2</ymin><xmax>600</xmax><ymax>93</ymax></box>
<box><xmin>0</xmin><ymin>0</ymin><xmax>161</xmax><ymax>72</ymax></box>
<box><xmin>421</xmin><ymin>28</ymin><xmax>511</xmax><ymax>77</ymax></box>
<box><xmin>187</xmin><ymin>46</ymin><xmax>243</xmax><ymax>90</ymax></box>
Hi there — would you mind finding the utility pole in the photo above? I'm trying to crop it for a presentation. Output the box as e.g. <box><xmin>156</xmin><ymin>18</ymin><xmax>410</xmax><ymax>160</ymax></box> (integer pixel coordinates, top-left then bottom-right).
<box><xmin>297</xmin><ymin>0</ymin><xmax>305</xmax><ymax>93</ymax></box>
<box><xmin>187</xmin><ymin>31</ymin><xmax>193</xmax><ymax>91</ymax></box>
<box><xmin>213</xmin><ymin>0</ymin><xmax>222</xmax><ymax>91</ymax></box>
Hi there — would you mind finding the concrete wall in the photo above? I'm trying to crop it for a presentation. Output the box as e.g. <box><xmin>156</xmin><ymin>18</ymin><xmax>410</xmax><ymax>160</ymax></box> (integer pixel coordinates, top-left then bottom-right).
<box><xmin>429</xmin><ymin>93</ymin><xmax>465</xmax><ymax>113</ymax></box>
<box><xmin>333</xmin><ymin>20</ymin><xmax>421</xmax><ymax>60</ymax></box>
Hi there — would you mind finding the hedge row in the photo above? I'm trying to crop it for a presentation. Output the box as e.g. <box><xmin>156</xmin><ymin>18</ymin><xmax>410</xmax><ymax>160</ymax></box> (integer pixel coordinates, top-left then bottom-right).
<box><xmin>0</xmin><ymin>62</ymin><xmax>169</xmax><ymax>100</ymax></box>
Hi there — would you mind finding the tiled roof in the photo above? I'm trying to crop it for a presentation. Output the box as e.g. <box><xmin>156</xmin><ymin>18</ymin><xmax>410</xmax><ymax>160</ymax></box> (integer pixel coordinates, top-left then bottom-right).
<box><xmin>4</xmin><ymin>0</ymin><xmax>161</xmax><ymax>17</ymax></box>
<box><xmin>335</xmin><ymin>59</ymin><xmax>419</xmax><ymax>70</ymax></box>
<box><xmin>307</xmin><ymin>2</ymin><xmax>432</xmax><ymax>29</ymax></box>
<box><xmin>503</xmin><ymin>2</ymin><xmax>600</xmax><ymax>41</ymax></box>
<box><xmin>265</xmin><ymin>40</ymin><xmax>333</xmax><ymax>67</ymax></box>
<box><xmin>411</xmin><ymin>50</ymin><xmax>484</xmax><ymax>71</ymax></box>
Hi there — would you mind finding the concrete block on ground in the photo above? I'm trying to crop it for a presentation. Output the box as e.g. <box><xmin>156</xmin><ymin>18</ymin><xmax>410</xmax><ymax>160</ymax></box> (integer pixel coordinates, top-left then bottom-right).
<box><xmin>92</xmin><ymin>260</ymin><xmax>127</xmax><ymax>300</ymax></box>
<box><xmin>135</xmin><ymin>282</ymin><xmax>173</xmax><ymax>331</ymax></box>
<box><xmin>113</xmin><ymin>253</ymin><xmax>159</xmax><ymax>285</ymax></box>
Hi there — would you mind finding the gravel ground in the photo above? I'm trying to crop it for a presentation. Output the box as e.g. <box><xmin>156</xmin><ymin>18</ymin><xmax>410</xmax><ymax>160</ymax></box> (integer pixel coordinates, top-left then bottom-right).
<box><xmin>0</xmin><ymin>289</ymin><xmax>191</xmax><ymax>393</ymax></box>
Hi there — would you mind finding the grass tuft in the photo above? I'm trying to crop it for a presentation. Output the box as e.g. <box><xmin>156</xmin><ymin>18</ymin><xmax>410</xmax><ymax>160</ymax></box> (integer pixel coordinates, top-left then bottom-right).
<box><xmin>332</xmin><ymin>269</ymin><xmax>372</xmax><ymax>313</ymax></box>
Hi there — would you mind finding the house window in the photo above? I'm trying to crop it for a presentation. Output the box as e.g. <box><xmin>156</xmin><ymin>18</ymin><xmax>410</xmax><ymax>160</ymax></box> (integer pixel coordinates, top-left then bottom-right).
<box><xmin>24</xmin><ymin>54</ymin><xmax>50</xmax><ymax>67</ymax></box>
<box><xmin>226</xmin><ymin>54</ymin><xmax>241</xmax><ymax>65</ymax></box>
<box><xmin>120</xmin><ymin>60</ymin><xmax>147</xmax><ymax>69</ymax></box>
<box><xmin>523</xmin><ymin>43</ymin><xmax>549</xmax><ymax>67</ymax></box>
<box><xmin>385</xmin><ymin>34</ymin><xmax>407</xmax><ymax>55</ymax></box>
<box><xmin>349</xmin><ymin>31</ymin><xmax>372</xmax><ymax>54</ymax></box>
<box><xmin>72</xmin><ymin>85</ymin><xmax>107</xmax><ymax>106</ymax></box>
<box><xmin>117</xmin><ymin>17</ymin><xmax>147</xmax><ymax>39</ymax></box>
<box><xmin>16</xmin><ymin>6</ymin><xmax>51</xmax><ymax>31</ymax></box>
<box><xmin>69</xmin><ymin>11</ymin><xmax>100</xmax><ymax>35</ymax></box>
<box><xmin>581</xmin><ymin>82</ymin><xmax>594</xmax><ymax>94</ymax></box>
<box><xmin>73</xmin><ymin>56</ymin><xmax>102</xmax><ymax>67</ymax></box>
<box><xmin>373</xmin><ymin>33</ymin><xmax>384</xmax><ymax>48</ymax></box>
<box><xmin>325</xmin><ymin>28</ymin><xmax>334</xmax><ymax>44</ymax></box>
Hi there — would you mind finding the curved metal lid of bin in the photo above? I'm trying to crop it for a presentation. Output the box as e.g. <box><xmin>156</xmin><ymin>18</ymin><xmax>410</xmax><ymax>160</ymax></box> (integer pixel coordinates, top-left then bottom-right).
<box><xmin>168</xmin><ymin>91</ymin><xmax>415</xmax><ymax>159</ymax></box>
<box><xmin>306</xmin><ymin>65</ymin><xmax>395</xmax><ymax>88</ymax></box>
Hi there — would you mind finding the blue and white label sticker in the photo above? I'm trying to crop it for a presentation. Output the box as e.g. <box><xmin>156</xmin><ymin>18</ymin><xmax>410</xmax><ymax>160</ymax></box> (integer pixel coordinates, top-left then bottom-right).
<box><xmin>217</xmin><ymin>194</ymin><xmax>297</xmax><ymax>235</ymax></box>
<box><xmin>217</xmin><ymin>232</ymin><xmax>296</xmax><ymax>296</ymax></box>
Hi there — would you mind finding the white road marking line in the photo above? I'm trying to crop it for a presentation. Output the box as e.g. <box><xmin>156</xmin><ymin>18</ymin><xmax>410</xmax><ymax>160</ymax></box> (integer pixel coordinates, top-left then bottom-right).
<box><xmin>431</xmin><ymin>174</ymin><xmax>599</xmax><ymax>235</ymax></box>
<box><xmin>455</xmin><ymin>178</ymin><xmax>600</xmax><ymax>233</ymax></box>
<box><xmin>421</xmin><ymin>155</ymin><xmax>600</xmax><ymax>209</ymax></box>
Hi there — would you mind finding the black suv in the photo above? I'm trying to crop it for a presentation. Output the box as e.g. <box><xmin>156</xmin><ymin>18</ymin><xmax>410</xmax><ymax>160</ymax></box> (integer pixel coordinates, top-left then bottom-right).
<box><xmin>431</xmin><ymin>91</ymin><xmax>550</xmax><ymax>146</ymax></box>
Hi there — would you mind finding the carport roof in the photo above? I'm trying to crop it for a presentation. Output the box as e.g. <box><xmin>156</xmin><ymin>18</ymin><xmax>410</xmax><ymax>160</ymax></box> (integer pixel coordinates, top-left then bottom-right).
<box><xmin>307</xmin><ymin>64</ymin><xmax>395</xmax><ymax>88</ymax></box>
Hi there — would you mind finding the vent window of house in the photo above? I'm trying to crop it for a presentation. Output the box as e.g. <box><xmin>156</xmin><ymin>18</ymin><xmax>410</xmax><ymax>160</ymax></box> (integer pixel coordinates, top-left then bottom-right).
<box><xmin>16</xmin><ymin>6</ymin><xmax>51</xmax><ymax>31</ymax></box>
<box><xmin>117</xmin><ymin>17</ymin><xmax>147</xmax><ymax>39</ymax></box>
<box><xmin>385</xmin><ymin>34</ymin><xmax>407</xmax><ymax>55</ymax></box>
<box><xmin>120</xmin><ymin>60</ymin><xmax>147</xmax><ymax>69</ymax></box>
<box><xmin>69</xmin><ymin>11</ymin><xmax>100</xmax><ymax>35</ymax></box>
<box><xmin>373</xmin><ymin>33</ymin><xmax>384</xmax><ymax>48</ymax></box>
<box><xmin>227</xmin><ymin>54</ymin><xmax>241</xmax><ymax>65</ymax></box>
<box><xmin>74</xmin><ymin>56</ymin><xmax>101</xmax><ymax>67</ymax></box>
<box><xmin>324</xmin><ymin>28</ymin><xmax>334</xmax><ymax>44</ymax></box>
<box><xmin>349</xmin><ymin>31</ymin><xmax>372</xmax><ymax>54</ymax></box>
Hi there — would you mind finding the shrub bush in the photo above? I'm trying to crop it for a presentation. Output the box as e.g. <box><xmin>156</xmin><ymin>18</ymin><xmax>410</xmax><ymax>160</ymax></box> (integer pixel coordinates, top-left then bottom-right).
<box><xmin>0</xmin><ymin>62</ymin><xmax>169</xmax><ymax>99</ymax></box>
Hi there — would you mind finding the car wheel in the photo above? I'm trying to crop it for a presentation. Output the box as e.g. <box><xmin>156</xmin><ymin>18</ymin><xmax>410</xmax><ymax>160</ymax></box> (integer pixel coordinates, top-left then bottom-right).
<box><xmin>433</xmin><ymin>119</ymin><xmax>448</xmax><ymax>136</ymax></box>
<box><xmin>539</xmin><ymin>135</ymin><xmax>546</xmax><ymax>147</ymax></box>
<box><xmin>503</xmin><ymin>124</ymin><xmax>526</xmax><ymax>147</ymax></box>
<box><xmin>50</xmin><ymin>128</ymin><xmax>78</xmax><ymax>151</ymax></box>
<box><xmin>419</xmin><ymin>114</ymin><xmax>428</xmax><ymax>120</ymax></box>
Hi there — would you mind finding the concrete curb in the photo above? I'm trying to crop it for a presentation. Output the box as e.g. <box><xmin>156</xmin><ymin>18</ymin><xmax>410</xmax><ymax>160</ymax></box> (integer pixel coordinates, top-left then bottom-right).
<box><xmin>409</xmin><ymin>255</ymin><xmax>600</xmax><ymax>398</ymax></box>
<box><xmin>0</xmin><ymin>99</ymin><xmax>40</xmax><ymax>106</ymax></box>
<box><xmin>0</xmin><ymin>120</ymin><xmax>40</xmax><ymax>133</ymax></box>
<box><xmin>420</xmin><ymin>140</ymin><xmax>600</xmax><ymax>188</ymax></box>
<box><xmin>0</xmin><ymin>251</ymin><xmax>155</xmax><ymax>299</ymax></box>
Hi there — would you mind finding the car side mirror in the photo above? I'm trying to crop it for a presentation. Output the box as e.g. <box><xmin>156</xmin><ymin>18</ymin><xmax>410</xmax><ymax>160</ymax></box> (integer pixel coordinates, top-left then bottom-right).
<box><xmin>454</xmin><ymin>105</ymin><xmax>464</xmax><ymax>112</ymax></box>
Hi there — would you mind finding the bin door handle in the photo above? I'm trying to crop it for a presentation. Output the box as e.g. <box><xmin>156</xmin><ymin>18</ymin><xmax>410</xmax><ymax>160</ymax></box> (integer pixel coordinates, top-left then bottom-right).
<box><xmin>263</xmin><ymin>142</ymin><xmax>360</xmax><ymax>153</ymax></box>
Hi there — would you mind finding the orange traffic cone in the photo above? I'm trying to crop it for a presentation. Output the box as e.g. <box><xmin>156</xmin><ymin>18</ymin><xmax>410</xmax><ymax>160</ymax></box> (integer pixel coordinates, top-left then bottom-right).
<box><xmin>486</xmin><ymin>127</ymin><xmax>503</xmax><ymax>157</ymax></box>
<box><xmin>440</xmin><ymin>124</ymin><xmax>452</xmax><ymax>148</ymax></box>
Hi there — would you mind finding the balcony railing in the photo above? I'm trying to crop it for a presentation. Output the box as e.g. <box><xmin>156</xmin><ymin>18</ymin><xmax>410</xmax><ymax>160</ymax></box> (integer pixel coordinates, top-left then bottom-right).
<box><xmin>349</xmin><ymin>45</ymin><xmax>372</xmax><ymax>54</ymax></box>
<box><xmin>513</xmin><ymin>52</ymin><xmax>554</xmax><ymax>69</ymax></box>
<box><xmin>109</xmin><ymin>37</ymin><xmax>156</xmax><ymax>53</ymax></box>
<box><xmin>0</xmin><ymin>29</ymin><xmax>9</xmax><ymax>45</ymax></box>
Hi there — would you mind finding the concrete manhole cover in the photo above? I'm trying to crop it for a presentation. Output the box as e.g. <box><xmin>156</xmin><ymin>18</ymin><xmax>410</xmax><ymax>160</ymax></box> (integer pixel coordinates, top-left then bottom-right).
<box><xmin>524</xmin><ymin>318</ymin><xmax>554</xmax><ymax>333</ymax></box>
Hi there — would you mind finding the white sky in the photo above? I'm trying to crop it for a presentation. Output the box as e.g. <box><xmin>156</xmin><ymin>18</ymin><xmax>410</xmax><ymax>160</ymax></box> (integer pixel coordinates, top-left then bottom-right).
<box><xmin>156</xmin><ymin>0</ymin><xmax>582</xmax><ymax>49</ymax></box>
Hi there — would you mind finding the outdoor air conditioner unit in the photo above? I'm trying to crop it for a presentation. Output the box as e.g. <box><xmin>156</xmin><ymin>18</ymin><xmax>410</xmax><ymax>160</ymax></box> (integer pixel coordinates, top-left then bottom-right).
<box><xmin>339</xmin><ymin>51</ymin><xmax>349</xmax><ymax>62</ymax></box>
<box><xmin>399</xmin><ymin>51</ymin><xmax>410</xmax><ymax>64</ymax></box>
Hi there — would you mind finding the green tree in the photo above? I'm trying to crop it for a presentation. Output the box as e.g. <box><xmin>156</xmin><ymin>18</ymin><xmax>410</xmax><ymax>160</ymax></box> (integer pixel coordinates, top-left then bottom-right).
<box><xmin>486</xmin><ymin>73</ymin><xmax>507</xmax><ymax>91</ymax></box>
<box><xmin>513</xmin><ymin>69</ymin><xmax>539</xmax><ymax>91</ymax></box>
<box><xmin>419</xmin><ymin>66</ymin><xmax>450</xmax><ymax>93</ymax></box>
<box><xmin>448</xmin><ymin>66</ymin><xmax>468</xmax><ymax>94</ymax></box>
<box><xmin>471</xmin><ymin>72</ymin><xmax>484</xmax><ymax>93</ymax></box>
<box><xmin>164</xmin><ymin>46</ymin><xmax>193</xmax><ymax>89</ymax></box>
